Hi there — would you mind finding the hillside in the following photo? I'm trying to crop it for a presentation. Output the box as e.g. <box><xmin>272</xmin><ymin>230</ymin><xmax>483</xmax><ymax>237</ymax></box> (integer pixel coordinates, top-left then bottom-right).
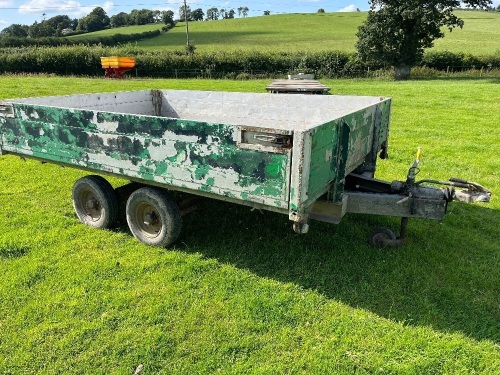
<box><xmin>138</xmin><ymin>12</ymin><xmax>365</xmax><ymax>53</ymax></box>
<box><xmin>69</xmin><ymin>11</ymin><xmax>500</xmax><ymax>55</ymax></box>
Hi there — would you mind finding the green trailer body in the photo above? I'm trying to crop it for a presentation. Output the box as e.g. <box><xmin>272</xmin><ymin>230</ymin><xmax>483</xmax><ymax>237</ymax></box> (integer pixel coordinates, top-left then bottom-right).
<box><xmin>0</xmin><ymin>90</ymin><xmax>390</xmax><ymax>219</ymax></box>
<box><xmin>0</xmin><ymin>89</ymin><xmax>488</xmax><ymax>246</ymax></box>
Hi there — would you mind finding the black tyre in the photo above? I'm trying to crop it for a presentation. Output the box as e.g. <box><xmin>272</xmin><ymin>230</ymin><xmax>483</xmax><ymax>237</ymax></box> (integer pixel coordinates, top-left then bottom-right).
<box><xmin>126</xmin><ymin>187</ymin><xmax>182</xmax><ymax>247</ymax></box>
<box><xmin>370</xmin><ymin>227</ymin><xmax>397</xmax><ymax>247</ymax></box>
<box><xmin>72</xmin><ymin>175</ymin><xmax>118</xmax><ymax>229</ymax></box>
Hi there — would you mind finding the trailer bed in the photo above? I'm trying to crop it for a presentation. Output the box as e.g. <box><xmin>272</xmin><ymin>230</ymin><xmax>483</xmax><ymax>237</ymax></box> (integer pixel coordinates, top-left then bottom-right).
<box><xmin>0</xmin><ymin>89</ymin><xmax>391</xmax><ymax>222</ymax></box>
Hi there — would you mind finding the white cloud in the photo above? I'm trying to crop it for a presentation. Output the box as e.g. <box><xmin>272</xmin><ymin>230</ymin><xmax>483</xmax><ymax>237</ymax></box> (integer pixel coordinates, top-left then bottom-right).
<box><xmin>0</xmin><ymin>1</ymin><xmax>13</xmax><ymax>8</ymax></box>
<box><xmin>0</xmin><ymin>19</ymin><xmax>7</xmax><ymax>25</ymax></box>
<box><xmin>19</xmin><ymin>0</ymin><xmax>114</xmax><ymax>18</ymax></box>
<box><xmin>20</xmin><ymin>0</ymin><xmax>78</xmax><ymax>14</ymax></box>
<box><xmin>338</xmin><ymin>4</ymin><xmax>359</xmax><ymax>12</ymax></box>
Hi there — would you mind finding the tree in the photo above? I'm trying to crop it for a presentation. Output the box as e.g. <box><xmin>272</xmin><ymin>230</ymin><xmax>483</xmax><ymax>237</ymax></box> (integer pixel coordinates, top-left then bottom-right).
<box><xmin>110</xmin><ymin>12</ymin><xmax>128</xmax><ymax>28</ymax></box>
<box><xmin>192</xmin><ymin>8</ymin><xmax>205</xmax><ymax>21</ymax></box>
<box><xmin>152</xmin><ymin>10</ymin><xmax>162</xmax><ymax>23</ymax></box>
<box><xmin>206</xmin><ymin>7</ymin><xmax>219</xmax><ymax>20</ymax></box>
<box><xmin>161</xmin><ymin>10</ymin><xmax>175</xmax><ymax>27</ymax></box>
<box><xmin>263</xmin><ymin>10</ymin><xmax>271</xmax><ymax>16</ymax></box>
<box><xmin>69</xmin><ymin>18</ymin><xmax>79</xmax><ymax>30</ymax></box>
<box><xmin>318</xmin><ymin>8</ymin><xmax>325</xmax><ymax>13</ymax></box>
<box><xmin>219</xmin><ymin>8</ymin><xmax>235</xmax><ymax>19</ymax></box>
<box><xmin>242</xmin><ymin>7</ymin><xmax>249</xmax><ymax>17</ymax></box>
<box><xmin>0</xmin><ymin>24</ymin><xmax>29</xmax><ymax>38</ymax></box>
<box><xmin>179</xmin><ymin>4</ymin><xmax>193</xmax><ymax>21</ymax></box>
<box><xmin>77</xmin><ymin>16</ymin><xmax>102</xmax><ymax>32</ymax></box>
<box><xmin>237</xmin><ymin>7</ymin><xmax>243</xmax><ymax>17</ymax></box>
<box><xmin>45</xmin><ymin>15</ymin><xmax>71</xmax><ymax>34</ymax></box>
<box><xmin>128</xmin><ymin>9</ymin><xmax>154</xmax><ymax>25</ymax></box>
<box><xmin>28</xmin><ymin>21</ymin><xmax>55</xmax><ymax>38</ymax></box>
<box><xmin>356</xmin><ymin>0</ymin><xmax>492</xmax><ymax>80</ymax></box>
<box><xmin>89</xmin><ymin>7</ymin><xmax>110</xmax><ymax>28</ymax></box>
<box><xmin>77</xmin><ymin>7</ymin><xmax>110</xmax><ymax>32</ymax></box>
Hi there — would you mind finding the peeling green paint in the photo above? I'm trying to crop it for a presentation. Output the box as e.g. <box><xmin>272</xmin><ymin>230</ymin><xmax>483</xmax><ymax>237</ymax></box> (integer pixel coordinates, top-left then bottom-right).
<box><xmin>0</xmin><ymin>91</ymin><xmax>392</xmax><ymax>221</ymax></box>
<box><xmin>0</xmin><ymin>102</ymin><xmax>291</xmax><ymax>209</ymax></box>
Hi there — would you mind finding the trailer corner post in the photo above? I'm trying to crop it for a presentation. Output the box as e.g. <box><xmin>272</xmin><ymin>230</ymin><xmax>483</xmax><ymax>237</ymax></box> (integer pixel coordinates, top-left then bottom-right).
<box><xmin>289</xmin><ymin>129</ymin><xmax>310</xmax><ymax>224</ymax></box>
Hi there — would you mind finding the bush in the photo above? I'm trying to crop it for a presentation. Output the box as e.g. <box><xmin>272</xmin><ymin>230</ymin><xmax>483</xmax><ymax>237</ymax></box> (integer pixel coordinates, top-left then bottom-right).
<box><xmin>421</xmin><ymin>51</ymin><xmax>497</xmax><ymax>71</ymax></box>
<box><xmin>0</xmin><ymin>45</ymin><xmax>498</xmax><ymax>78</ymax></box>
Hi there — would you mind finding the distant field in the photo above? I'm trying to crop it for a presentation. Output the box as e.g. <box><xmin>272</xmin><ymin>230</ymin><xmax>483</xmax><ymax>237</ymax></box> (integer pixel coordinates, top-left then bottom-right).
<box><xmin>432</xmin><ymin>10</ymin><xmax>500</xmax><ymax>54</ymax></box>
<box><xmin>69</xmin><ymin>11</ymin><xmax>500</xmax><ymax>55</ymax></box>
<box><xmin>69</xmin><ymin>23</ymin><xmax>162</xmax><ymax>39</ymax></box>
<box><xmin>138</xmin><ymin>12</ymin><xmax>365</xmax><ymax>53</ymax></box>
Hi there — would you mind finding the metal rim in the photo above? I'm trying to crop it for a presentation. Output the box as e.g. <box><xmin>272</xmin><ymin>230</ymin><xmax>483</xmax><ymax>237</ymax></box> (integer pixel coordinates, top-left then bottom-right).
<box><xmin>134</xmin><ymin>202</ymin><xmax>163</xmax><ymax>239</ymax></box>
<box><xmin>77</xmin><ymin>189</ymin><xmax>102</xmax><ymax>222</ymax></box>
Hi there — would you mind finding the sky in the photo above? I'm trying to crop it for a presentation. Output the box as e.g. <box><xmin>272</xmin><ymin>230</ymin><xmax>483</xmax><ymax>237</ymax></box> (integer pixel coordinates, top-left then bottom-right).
<box><xmin>1</xmin><ymin>0</ymin><xmax>499</xmax><ymax>29</ymax></box>
<box><xmin>0</xmin><ymin>0</ymin><xmax>371</xmax><ymax>28</ymax></box>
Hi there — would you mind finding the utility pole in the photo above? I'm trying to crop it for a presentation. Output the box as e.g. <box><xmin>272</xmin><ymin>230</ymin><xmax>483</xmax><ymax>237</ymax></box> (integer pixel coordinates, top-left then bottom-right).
<box><xmin>183</xmin><ymin>0</ymin><xmax>191</xmax><ymax>52</ymax></box>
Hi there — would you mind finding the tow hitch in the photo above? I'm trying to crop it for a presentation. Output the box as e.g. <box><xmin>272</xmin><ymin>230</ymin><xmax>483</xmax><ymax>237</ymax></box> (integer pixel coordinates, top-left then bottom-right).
<box><xmin>310</xmin><ymin>148</ymin><xmax>491</xmax><ymax>247</ymax></box>
<box><xmin>370</xmin><ymin>148</ymin><xmax>490</xmax><ymax>247</ymax></box>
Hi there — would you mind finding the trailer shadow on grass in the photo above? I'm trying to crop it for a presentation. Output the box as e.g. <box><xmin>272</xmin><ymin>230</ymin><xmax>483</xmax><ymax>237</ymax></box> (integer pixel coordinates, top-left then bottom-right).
<box><xmin>179</xmin><ymin>198</ymin><xmax>500</xmax><ymax>344</ymax></box>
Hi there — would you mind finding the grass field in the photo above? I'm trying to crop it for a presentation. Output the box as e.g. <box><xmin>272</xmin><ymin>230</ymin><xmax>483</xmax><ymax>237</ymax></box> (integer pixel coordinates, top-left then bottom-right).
<box><xmin>69</xmin><ymin>11</ymin><xmax>500</xmax><ymax>55</ymax></box>
<box><xmin>0</xmin><ymin>76</ymin><xmax>499</xmax><ymax>373</ymax></box>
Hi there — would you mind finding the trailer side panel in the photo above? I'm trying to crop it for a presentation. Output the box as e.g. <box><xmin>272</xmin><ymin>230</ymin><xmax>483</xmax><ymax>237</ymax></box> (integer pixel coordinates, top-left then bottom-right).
<box><xmin>0</xmin><ymin>104</ymin><xmax>292</xmax><ymax>209</ymax></box>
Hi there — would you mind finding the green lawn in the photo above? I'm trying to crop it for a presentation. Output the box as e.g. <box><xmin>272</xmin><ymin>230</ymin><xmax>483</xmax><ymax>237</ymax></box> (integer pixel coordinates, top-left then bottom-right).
<box><xmin>0</xmin><ymin>76</ymin><xmax>499</xmax><ymax>373</ymax></box>
<box><xmin>69</xmin><ymin>11</ymin><xmax>500</xmax><ymax>55</ymax></box>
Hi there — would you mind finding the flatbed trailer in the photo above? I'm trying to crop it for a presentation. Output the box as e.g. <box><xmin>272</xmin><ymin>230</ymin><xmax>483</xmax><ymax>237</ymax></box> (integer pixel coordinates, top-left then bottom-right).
<box><xmin>0</xmin><ymin>90</ymin><xmax>490</xmax><ymax>247</ymax></box>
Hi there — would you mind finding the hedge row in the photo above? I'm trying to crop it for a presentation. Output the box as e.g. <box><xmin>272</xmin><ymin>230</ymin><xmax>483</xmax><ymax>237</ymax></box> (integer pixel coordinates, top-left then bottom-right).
<box><xmin>420</xmin><ymin>51</ymin><xmax>500</xmax><ymax>70</ymax></box>
<box><xmin>0</xmin><ymin>46</ymin><xmax>498</xmax><ymax>78</ymax></box>
<box><xmin>0</xmin><ymin>46</ymin><xmax>362</xmax><ymax>77</ymax></box>
<box><xmin>0</xmin><ymin>30</ymin><xmax>161</xmax><ymax>48</ymax></box>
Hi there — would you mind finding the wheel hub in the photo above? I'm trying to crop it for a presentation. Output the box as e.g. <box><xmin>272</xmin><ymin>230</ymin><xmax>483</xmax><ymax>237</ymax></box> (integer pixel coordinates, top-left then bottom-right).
<box><xmin>79</xmin><ymin>192</ymin><xmax>102</xmax><ymax>221</ymax></box>
<box><xmin>143</xmin><ymin>212</ymin><xmax>159</xmax><ymax>226</ymax></box>
<box><xmin>135</xmin><ymin>202</ymin><xmax>162</xmax><ymax>238</ymax></box>
<box><xmin>85</xmin><ymin>198</ymin><xmax>98</xmax><ymax>210</ymax></box>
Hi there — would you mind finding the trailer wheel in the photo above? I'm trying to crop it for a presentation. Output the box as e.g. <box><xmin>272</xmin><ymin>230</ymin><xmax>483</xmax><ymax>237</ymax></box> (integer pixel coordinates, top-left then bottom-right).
<box><xmin>126</xmin><ymin>187</ymin><xmax>182</xmax><ymax>247</ymax></box>
<box><xmin>72</xmin><ymin>175</ymin><xmax>118</xmax><ymax>229</ymax></box>
<box><xmin>370</xmin><ymin>227</ymin><xmax>397</xmax><ymax>247</ymax></box>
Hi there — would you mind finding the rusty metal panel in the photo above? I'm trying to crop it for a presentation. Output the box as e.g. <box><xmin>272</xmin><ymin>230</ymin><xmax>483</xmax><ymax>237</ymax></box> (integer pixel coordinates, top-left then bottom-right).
<box><xmin>346</xmin><ymin>192</ymin><xmax>447</xmax><ymax>220</ymax></box>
